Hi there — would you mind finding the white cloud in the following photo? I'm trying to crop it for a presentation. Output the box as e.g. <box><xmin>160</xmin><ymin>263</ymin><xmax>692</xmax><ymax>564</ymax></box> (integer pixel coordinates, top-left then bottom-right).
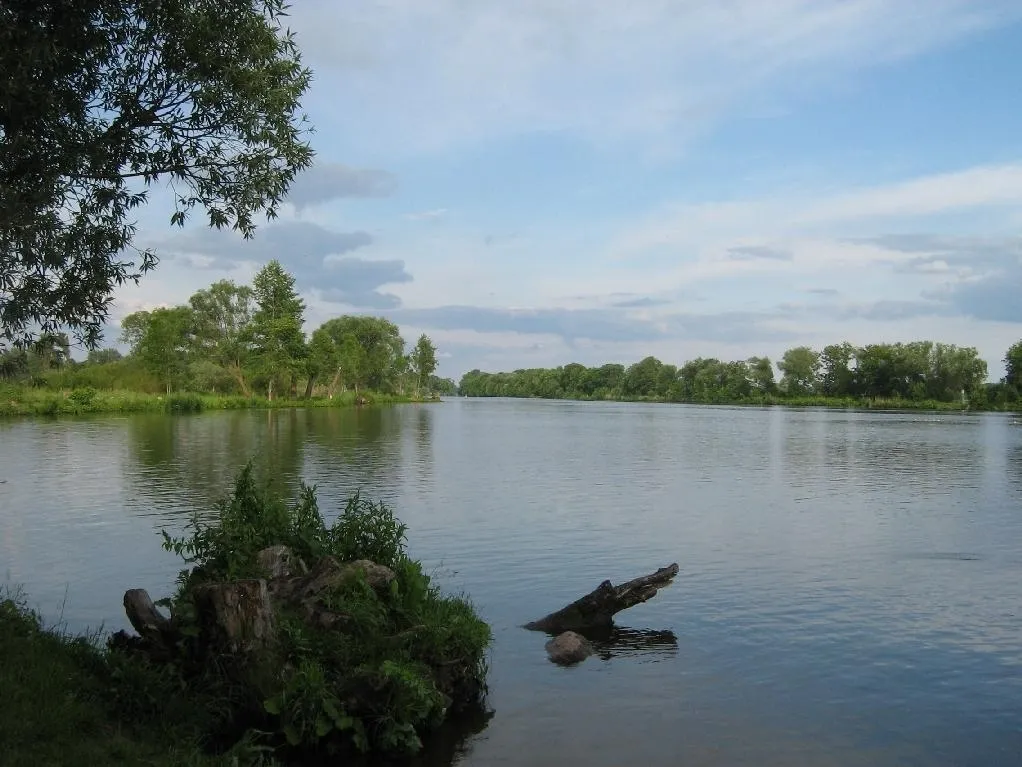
<box><xmin>290</xmin><ymin>0</ymin><xmax>1021</xmax><ymax>155</ymax></box>
<box><xmin>610</xmin><ymin>163</ymin><xmax>1022</xmax><ymax>263</ymax></box>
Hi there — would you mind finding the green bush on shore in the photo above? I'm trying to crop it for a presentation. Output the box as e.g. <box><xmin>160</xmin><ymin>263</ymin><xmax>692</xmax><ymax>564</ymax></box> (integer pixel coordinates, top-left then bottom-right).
<box><xmin>0</xmin><ymin>465</ymin><xmax>491</xmax><ymax>764</ymax></box>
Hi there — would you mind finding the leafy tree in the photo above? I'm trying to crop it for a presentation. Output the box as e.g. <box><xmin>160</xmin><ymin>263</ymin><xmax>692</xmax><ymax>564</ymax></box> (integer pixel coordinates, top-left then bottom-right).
<box><xmin>250</xmin><ymin>260</ymin><xmax>306</xmax><ymax>400</ymax></box>
<box><xmin>314</xmin><ymin>316</ymin><xmax>405</xmax><ymax>393</ymax></box>
<box><xmin>120</xmin><ymin>307</ymin><xmax>195</xmax><ymax>393</ymax></box>
<box><xmin>778</xmin><ymin>346</ymin><xmax>821</xmax><ymax>395</ymax></box>
<box><xmin>1004</xmin><ymin>340</ymin><xmax>1022</xmax><ymax>393</ymax></box>
<box><xmin>623</xmin><ymin>356</ymin><xmax>663</xmax><ymax>397</ymax></box>
<box><xmin>188</xmin><ymin>280</ymin><xmax>255</xmax><ymax>395</ymax></box>
<box><xmin>0</xmin><ymin>0</ymin><xmax>313</xmax><ymax>350</ymax></box>
<box><xmin>31</xmin><ymin>332</ymin><xmax>72</xmax><ymax>372</ymax></box>
<box><xmin>819</xmin><ymin>343</ymin><xmax>856</xmax><ymax>397</ymax></box>
<box><xmin>86</xmin><ymin>348</ymin><xmax>123</xmax><ymax>365</ymax></box>
<box><xmin>410</xmin><ymin>334</ymin><xmax>438</xmax><ymax>393</ymax></box>
<box><xmin>747</xmin><ymin>356</ymin><xmax>776</xmax><ymax>394</ymax></box>
<box><xmin>305</xmin><ymin>324</ymin><xmax>342</xmax><ymax>397</ymax></box>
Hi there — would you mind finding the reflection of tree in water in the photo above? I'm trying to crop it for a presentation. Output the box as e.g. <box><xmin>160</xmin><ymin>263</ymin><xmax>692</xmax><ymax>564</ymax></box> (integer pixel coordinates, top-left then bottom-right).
<box><xmin>779</xmin><ymin>413</ymin><xmax>984</xmax><ymax>496</ymax></box>
<box><xmin>301</xmin><ymin>407</ymin><xmax>406</xmax><ymax>510</ymax></box>
<box><xmin>126</xmin><ymin>410</ymin><xmax>311</xmax><ymax>515</ymax></box>
<box><xmin>1008</xmin><ymin>443</ymin><xmax>1022</xmax><ymax>489</ymax></box>
<box><xmin>410</xmin><ymin>405</ymin><xmax>435</xmax><ymax>490</ymax></box>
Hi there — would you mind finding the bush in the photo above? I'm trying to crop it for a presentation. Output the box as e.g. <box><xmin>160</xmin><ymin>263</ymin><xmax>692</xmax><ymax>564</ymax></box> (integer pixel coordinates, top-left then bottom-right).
<box><xmin>154</xmin><ymin>463</ymin><xmax>491</xmax><ymax>759</ymax></box>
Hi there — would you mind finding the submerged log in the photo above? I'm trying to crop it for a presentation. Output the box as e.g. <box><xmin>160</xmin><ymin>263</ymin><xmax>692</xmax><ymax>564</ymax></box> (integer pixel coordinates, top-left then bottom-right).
<box><xmin>524</xmin><ymin>563</ymin><xmax>680</xmax><ymax>633</ymax></box>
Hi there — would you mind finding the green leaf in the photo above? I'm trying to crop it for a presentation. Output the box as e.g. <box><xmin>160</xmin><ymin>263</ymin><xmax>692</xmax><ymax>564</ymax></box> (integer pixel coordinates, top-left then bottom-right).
<box><xmin>284</xmin><ymin>724</ymin><xmax>301</xmax><ymax>746</ymax></box>
<box><xmin>315</xmin><ymin>715</ymin><xmax>332</xmax><ymax>737</ymax></box>
<box><xmin>262</xmin><ymin>696</ymin><xmax>281</xmax><ymax>715</ymax></box>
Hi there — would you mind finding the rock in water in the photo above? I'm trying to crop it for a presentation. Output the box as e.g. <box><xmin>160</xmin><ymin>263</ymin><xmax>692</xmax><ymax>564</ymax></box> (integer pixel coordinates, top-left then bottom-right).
<box><xmin>545</xmin><ymin>631</ymin><xmax>594</xmax><ymax>665</ymax></box>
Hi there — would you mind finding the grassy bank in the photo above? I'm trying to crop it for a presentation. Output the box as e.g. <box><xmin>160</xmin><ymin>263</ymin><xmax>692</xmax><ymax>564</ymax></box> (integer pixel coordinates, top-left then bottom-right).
<box><xmin>0</xmin><ymin>385</ymin><xmax>434</xmax><ymax>417</ymax></box>
<box><xmin>0</xmin><ymin>592</ymin><xmax>235</xmax><ymax>766</ymax></box>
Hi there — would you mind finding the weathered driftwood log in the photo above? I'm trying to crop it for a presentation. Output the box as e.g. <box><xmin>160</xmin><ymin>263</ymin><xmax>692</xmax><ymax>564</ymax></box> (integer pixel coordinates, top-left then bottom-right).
<box><xmin>525</xmin><ymin>563</ymin><xmax>680</xmax><ymax>633</ymax></box>
<box><xmin>123</xmin><ymin>588</ymin><xmax>175</xmax><ymax>644</ymax></box>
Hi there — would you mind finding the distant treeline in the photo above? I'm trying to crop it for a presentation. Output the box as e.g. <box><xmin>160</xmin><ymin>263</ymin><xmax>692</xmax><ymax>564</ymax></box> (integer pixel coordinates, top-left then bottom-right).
<box><xmin>0</xmin><ymin>260</ymin><xmax>458</xmax><ymax>400</ymax></box>
<box><xmin>458</xmin><ymin>341</ymin><xmax>1022</xmax><ymax>410</ymax></box>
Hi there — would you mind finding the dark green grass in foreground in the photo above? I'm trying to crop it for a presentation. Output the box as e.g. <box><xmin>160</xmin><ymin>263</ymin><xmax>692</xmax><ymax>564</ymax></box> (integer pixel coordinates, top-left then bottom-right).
<box><xmin>0</xmin><ymin>592</ymin><xmax>242</xmax><ymax>766</ymax></box>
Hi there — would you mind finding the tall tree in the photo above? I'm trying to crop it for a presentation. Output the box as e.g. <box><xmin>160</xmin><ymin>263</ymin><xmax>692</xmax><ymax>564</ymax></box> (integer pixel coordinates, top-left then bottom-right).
<box><xmin>0</xmin><ymin>0</ymin><xmax>313</xmax><ymax>350</ymax></box>
<box><xmin>312</xmin><ymin>316</ymin><xmax>405</xmax><ymax>393</ymax></box>
<box><xmin>1004</xmin><ymin>341</ymin><xmax>1022</xmax><ymax>393</ymax></box>
<box><xmin>747</xmin><ymin>356</ymin><xmax>776</xmax><ymax>394</ymax></box>
<box><xmin>778</xmin><ymin>346</ymin><xmax>821</xmax><ymax>395</ymax></box>
<box><xmin>250</xmin><ymin>261</ymin><xmax>305</xmax><ymax>400</ymax></box>
<box><xmin>188</xmin><ymin>280</ymin><xmax>255</xmax><ymax>395</ymax></box>
<box><xmin>410</xmin><ymin>334</ymin><xmax>438</xmax><ymax>393</ymax></box>
<box><xmin>819</xmin><ymin>342</ymin><xmax>857</xmax><ymax>397</ymax></box>
<box><xmin>120</xmin><ymin>307</ymin><xmax>194</xmax><ymax>393</ymax></box>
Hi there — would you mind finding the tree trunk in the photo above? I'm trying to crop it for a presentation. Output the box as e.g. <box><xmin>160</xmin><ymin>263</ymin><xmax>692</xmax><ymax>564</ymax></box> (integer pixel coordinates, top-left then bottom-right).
<box><xmin>192</xmin><ymin>580</ymin><xmax>276</xmax><ymax>656</ymax></box>
<box><xmin>230</xmin><ymin>364</ymin><xmax>250</xmax><ymax>396</ymax></box>
<box><xmin>267</xmin><ymin>378</ymin><xmax>274</xmax><ymax>401</ymax></box>
<box><xmin>524</xmin><ymin>563</ymin><xmax>679</xmax><ymax>633</ymax></box>
<box><xmin>289</xmin><ymin>374</ymin><xmax>297</xmax><ymax>399</ymax></box>
<box><xmin>304</xmin><ymin>375</ymin><xmax>315</xmax><ymax>399</ymax></box>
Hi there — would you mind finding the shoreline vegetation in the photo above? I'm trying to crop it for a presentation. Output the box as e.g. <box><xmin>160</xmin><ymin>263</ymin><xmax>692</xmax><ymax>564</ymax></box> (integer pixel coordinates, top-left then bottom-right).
<box><xmin>1</xmin><ymin>262</ymin><xmax>457</xmax><ymax>418</ymax></box>
<box><xmin>0</xmin><ymin>385</ymin><xmax>434</xmax><ymax>418</ymax></box>
<box><xmin>1</xmin><ymin>465</ymin><xmax>491</xmax><ymax>765</ymax></box>
<box><xmin>457</xmin><ymin>339</ymin><xmax>1022</xmax><ymax>413</ymax></box>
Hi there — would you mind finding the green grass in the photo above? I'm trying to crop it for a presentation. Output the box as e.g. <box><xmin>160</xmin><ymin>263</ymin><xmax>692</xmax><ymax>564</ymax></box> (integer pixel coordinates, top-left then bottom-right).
<box><xmin>0</xmin><ymin>591</ymin><xmax>243</xmax><ymax>767</ymax></box>
<box><xmin>0</xmin><ymin>385</ymin><xmax>431</xmax><ymax>417</ymax></box>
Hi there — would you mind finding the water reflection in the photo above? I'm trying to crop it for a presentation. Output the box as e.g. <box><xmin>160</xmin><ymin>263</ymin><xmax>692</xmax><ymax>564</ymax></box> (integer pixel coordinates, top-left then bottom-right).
<box><xmin>3</xmin><ymin>402</ymin><xmax>1022</xmax><ymax>767</ymax></box>
<box><xmin>584</xmin><ymin>625</ymin><xmax>679</xmax><ymax>662</ymax></box>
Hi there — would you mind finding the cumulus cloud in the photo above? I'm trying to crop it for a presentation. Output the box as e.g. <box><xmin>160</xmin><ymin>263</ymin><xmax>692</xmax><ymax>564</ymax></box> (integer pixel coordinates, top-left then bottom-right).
<box><xmin>154</xmin><ymin>221</ymin><xmax>413</xmax><ymax>310</ymax></box>
<box><xmin>160</xmin><ymin>221</ymin><xmax>373</xmax><ymax>269</ymax></box>
<box><xmin>287</xmin><ymin>162</ymin><xmax>397</xmax><ymax>210</ymax></box>
<box><xmin>312</xmin><ymin>257</ymin><xmax>412</xmax><ymax>309</ymax></box>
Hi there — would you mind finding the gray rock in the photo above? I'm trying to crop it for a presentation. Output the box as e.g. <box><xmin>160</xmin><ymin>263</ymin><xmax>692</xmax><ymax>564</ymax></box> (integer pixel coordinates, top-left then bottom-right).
<box><xmin>256</xmin><ymin>545</ymin><xmax>302</xmax><ymax>578</ymax></box>
<box><xmin>545</xmin><ymin>630</ymin><xmax>594</xmax><ymax>665</ymax></box>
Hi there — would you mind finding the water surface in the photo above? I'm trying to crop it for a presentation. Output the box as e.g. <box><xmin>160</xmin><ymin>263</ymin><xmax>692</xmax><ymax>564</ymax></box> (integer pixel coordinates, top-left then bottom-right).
<box><xmin>2</xmin><ymin>400</ymin><xmax>1021</xmax><ymax>766</ymax></box>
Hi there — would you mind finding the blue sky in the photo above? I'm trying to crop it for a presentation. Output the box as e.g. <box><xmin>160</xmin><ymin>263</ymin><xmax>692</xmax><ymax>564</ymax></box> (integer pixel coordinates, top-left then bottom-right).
<box><xmin>118</xmin><ymin>1</ymin><xmax>1022</xmax><ymax>380</ymax></box>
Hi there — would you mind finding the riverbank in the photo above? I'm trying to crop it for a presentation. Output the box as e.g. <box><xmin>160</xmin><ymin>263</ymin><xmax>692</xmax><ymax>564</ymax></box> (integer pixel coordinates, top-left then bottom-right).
<box><xmin>0</xmin><ymin>592</ymin><xmax>228</xmax><ymax>766</ymax></box>
<box><xmin>0</xmin><ymin>385</ymin><xmax>435</xmax><ymax>417</ymax></box>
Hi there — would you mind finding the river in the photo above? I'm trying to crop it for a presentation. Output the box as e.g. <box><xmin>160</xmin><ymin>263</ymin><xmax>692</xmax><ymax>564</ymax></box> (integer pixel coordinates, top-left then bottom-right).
<box><xmin>1</xmin><ymin>399</ymin><xmax>1021</xmax><ymax>766</ymax></box>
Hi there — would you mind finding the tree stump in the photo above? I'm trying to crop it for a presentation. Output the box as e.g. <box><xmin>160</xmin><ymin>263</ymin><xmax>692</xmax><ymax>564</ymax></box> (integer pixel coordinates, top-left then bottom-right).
<box><xmin>192</xmin><ymin>579</ymin><xmax>276</xmax><ymax>656</ymax></box>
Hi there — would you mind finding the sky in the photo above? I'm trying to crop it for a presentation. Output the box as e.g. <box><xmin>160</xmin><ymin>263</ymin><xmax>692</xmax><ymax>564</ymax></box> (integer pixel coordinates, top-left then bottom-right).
<box><xmin>114</xmin><ymin>0</ymin><xmax>1022</xmax><ymax>381</ymax></box>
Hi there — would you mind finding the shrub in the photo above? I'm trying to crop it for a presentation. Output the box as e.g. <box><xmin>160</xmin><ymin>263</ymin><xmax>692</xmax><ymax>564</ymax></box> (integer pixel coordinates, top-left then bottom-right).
<box><xmin>155</xmin><ymin>463</ymin><xmax>491</xmax><ymax>759</ymax></box>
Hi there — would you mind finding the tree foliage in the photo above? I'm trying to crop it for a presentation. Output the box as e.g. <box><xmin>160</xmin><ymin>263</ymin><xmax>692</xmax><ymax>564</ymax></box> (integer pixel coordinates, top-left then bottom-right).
<box><xmin>458</xmin><ymin>339</ymin><xmax>995</xmax><ymax>407</ymax></box>
<box><xmin>2</xmin><ymin>262</ymin><xmax>446</xmax><ymax>401</ymax></box>
<box><xmin>250</xmin><ymin>260</ymin><xmax>306</xmax><ymax>399</ymax></box>
<box><xmin>0</xmin><ymin>0</ymin><xmax>313</xmax><ymax>350</ymax></box>
<box><xmin>410</xmin><ymin>334</ymin><xmax>438</xmax><ymax>393</ymax></box>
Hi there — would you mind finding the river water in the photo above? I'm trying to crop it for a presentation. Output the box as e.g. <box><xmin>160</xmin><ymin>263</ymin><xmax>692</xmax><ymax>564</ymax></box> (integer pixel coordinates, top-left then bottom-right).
<box><xmin>1</xmin><ymin>399</ymin><xmax>1021</xmax><ymax>766</ymax></box>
